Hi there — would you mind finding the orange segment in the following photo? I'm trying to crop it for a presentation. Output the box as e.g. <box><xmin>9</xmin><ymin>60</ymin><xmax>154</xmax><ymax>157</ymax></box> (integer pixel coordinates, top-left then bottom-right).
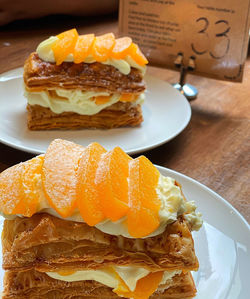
<box><xmin>139</xmin><ymin>156</ymin><xmax>160</xmax><ymax>212</ymax></box>
<box><xmin>92</xmin><ymin>33</ymin><xmax>115</xmax><ymax>62</ymax></box>
<box><xmin>0</xmin><ymin>163</ymin><xmax>24</xmax><ymax>215</ymax></box>
<box><xmin>114</xmin><ymin>271</ymin><xmax>164</xmax><ymax>299</ymax></box>
<box><xmin>119</xmin><ymin>93</ymin><xmax>139</xmax><ymax>102</ymax></box>
<box><xmin>93</xmin><ymin>95</ymin><xmax>111</xmax><ymax>105</ymax></box>
<box><xmin>127</xmin><ymin>207</ymin><xmax>159</xmax><ymax>238</ymax></box>
<box><xmin>42</xmin><ymin>139</ymin><xmax>84</xmax><ymax>218</ymax></box>
<box><xmin>127</xmin><ymin>156</ymin><xmax>160</xmax><ymax>238</ymax></box>
<box><xmin>15</xmin><ymin>156</ymin><xmax>44</xmax><ymax>217</ymax></box>
<box><xmin>95</xmin><ymin>147</ymin><xmax>131</xmax><ymax>222</ymax></box>
<box><xmin>57</xmin><ymin>270</ymin><xmax>76</xmax><ymax>276</ymax></box>
<box><xmin>0</xmin><ymin>156</ymin><xmax>44</xmax><ymax>217</ymax></box>
<box><xmin>76</xmin><ymin>142</ymin><xmax>106</xmax><ymax>226</ymax></box>
<box><xmin>52</xmin><ymin>28</ymin><xmax>78</xmax><ymax>65</ymax></box>
<box><xmin>74</xmin><ymin>34</ymin><xmax>95</xmax><ymax>64</ymax></box>
<box><xmin>111</xmin><ymin>37</ymin><xmax>132</xmax><ymax>59</ymax></box>
<box><xmin>128</xmin><ymin>43</ymin><xmax>148</xmax><ymax>66</ymax></box>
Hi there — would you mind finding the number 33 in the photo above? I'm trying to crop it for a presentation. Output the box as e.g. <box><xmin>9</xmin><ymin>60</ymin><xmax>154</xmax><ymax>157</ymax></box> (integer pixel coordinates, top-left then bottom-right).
<box><xmin>191</xmin><ymin>17</ymin><xmax>231</xmax><ymax>59</ymax></box>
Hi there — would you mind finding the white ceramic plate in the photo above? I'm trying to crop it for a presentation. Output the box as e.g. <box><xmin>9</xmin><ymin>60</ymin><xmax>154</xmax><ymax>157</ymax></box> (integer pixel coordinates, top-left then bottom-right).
<box><xmin>0</xmin><ymin>167</ymin><xmax>249</xmax><ymax>298</ymax></box>
<box><xmin>0</xmin><ymin>68</ymin><xmax>191</xmax><ymax>155</ymax></box>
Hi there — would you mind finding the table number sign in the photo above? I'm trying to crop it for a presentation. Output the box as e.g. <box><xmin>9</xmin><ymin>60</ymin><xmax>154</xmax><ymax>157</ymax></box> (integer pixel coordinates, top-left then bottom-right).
<box><xmin>119</xmin><ymin>0</ymin><xmax>250</xmax><ymax>81</ymax></box>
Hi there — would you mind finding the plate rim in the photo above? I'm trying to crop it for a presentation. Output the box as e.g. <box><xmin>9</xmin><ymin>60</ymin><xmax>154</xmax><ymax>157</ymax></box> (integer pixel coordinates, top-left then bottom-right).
<box><xmin>0</xmin><ymin>68</ymin><xmax>191</xmax><ymax>155</ymax></box>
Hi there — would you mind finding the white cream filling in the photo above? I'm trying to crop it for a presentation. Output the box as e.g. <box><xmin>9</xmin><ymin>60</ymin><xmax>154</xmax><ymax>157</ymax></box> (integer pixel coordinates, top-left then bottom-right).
<box><xmin>36</xmin><ymin>36</ymin><xmax>146</xmax><ymax>75</ymax></box>
<box><xmin>24</xmin><ymin>89</ymin><xmax>145</xmax><ymax>115</ymax></box>
<box><xmin>46</xmin><ymin>266</ymin><xmax>181</xmax><ymax>292</ymax></box>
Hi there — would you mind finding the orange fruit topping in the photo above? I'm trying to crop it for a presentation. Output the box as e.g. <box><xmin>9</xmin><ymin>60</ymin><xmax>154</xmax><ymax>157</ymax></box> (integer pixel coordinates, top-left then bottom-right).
<box><xmin>16</xmin><ymin>156</ymin><xmax>44</xmax><ymax>217</ymax></box>
<box><xmin>127</xmin><ymin>156</ymin><xmax>160</xmax><ymax>238</ymax></box>
<box><xmin>76</xmin><ymin>142</ymin><xmax>106</xmax><ymax>226</ymax></box>
<box><xmin>94</xmin><ymin>95</ymin><xmax>111</xmax><ymax>105</ymax></box>
<box><xmin>0</xmin><ymin>163</ymin><xmax>24</xmax><ymax>215</ymax></box>
<box><xmin>128</xmin><ymin>43</ymin><xmax>148</xmax><ymax>66</ymax></box>
<box><xmin>120</xmin><ymin>93</ymin><xmax>139</xmax><ymax>102</ymax></box>
<box><xmin>52</xmin><ymin>28</ymin><xmax>78</xmax><ymax>65</ymax></box>
<box><xmin>57</xmin><ymin>270</ymin><xmax>76</xmax><ymax>276</ymax></box>
<box><xmin>114</xmin><ymin>271</ymin><xmax>164</xmax><ymax>299</ymax></box>
<box><xmin>42</xmin><ymin>139</ymin><xmax>84</xmax><ymax>218</ymax></box>
<box><xmin>111</xmin><ymin>37</ymin><xmax>132</xmax><ymax>59</ymax></box>
<box><xmin>0</xmin><ymin>138</ymin><xmax>162</xmax><ymax>239</ymax></box>
<box><xmin>92</xmin><ymin>33</ymin><xmax>115</xmax><ymax>62</ymax></box>
<box><xmin>138</xmin><ymin>156</ymin><xmax>161</xmax><ymax>212</ymax></box>
<box><xmin>74</xmin><ymin>34</ymin><xmax>95</xmax><ymax>64</ymax></box>
<box><xmin>95</xmin><ymin>147</ymin><xmax>131</xmax><ymax>222</ymax></box>
<box><xmin>0</xmin><ymin>157</ymin><xmax>44</xmax><ymax>217</ymax></box>
<box><xmin>127</xmin><ymin>207</ymin><xmax>160</xmax><ymax>239</ymax></box>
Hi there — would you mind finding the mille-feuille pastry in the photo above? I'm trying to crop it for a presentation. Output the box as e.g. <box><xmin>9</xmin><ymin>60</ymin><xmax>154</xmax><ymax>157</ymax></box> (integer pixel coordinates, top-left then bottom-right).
<box><xmin>23</xmin><ymin>29</ymin><xmax>147</xmax><ymax>130</ymax></box>
<box><xmin>0</xmin><ymin>139</ymin><xmax>202</xmax><ymax>299</ymax></box>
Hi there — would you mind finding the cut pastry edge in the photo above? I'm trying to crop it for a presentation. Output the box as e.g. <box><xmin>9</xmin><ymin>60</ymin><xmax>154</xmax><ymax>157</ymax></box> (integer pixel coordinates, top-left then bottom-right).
<box><xmin>2</xmin><ymin>269</ymin><xmax>196</xmax><ymax>299</ymax></box>
<box><xmin>23</xmin><ymin>53</ymin><xmax>146</xmax><ymax>93</ymax></box>
<box><xmin>26</xmin><ymin>103</ymin><xmax>143</xmax><ymax>130</ymax></box>
<box><xmin>2</xmin><ymin>214</ymin><xmax>199</xmax><ymax>273</ymax></box>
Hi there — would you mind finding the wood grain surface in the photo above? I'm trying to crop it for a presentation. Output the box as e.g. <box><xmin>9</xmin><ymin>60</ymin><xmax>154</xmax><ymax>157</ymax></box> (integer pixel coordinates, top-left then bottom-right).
<box><xmin>0</xmin><ymin>14</ymin><xmax>249</xmax><ymax>223</ymax></box>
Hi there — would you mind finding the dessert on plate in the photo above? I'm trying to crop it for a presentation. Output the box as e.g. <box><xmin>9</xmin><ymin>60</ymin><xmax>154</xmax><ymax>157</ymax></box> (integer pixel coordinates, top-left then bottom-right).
<box><xmin>23</xmin><ymin>29</ymin><xmax>147</xmax><ymax>130</ymax></box>
<box><xmin>0</xmin><ymin>139</ymin><xmax>202</xmax><ymax>298</ymax></box>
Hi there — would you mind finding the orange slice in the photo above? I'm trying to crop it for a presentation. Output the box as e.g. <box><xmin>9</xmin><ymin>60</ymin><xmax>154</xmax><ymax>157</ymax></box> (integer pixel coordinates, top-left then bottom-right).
<box><xmin>42</xmin><ymin>139</ymin><xmax>84</xmax><ymax>218</ymax></box>
<box><xmin>94</xmin><ymin>95</ymin><xmax>111</xmax><ymax>105</ymax></box>
<box><xmin>0</xmin><ymin>156</ymin><xmax>44</xmax><ymax>217</ymax></box>
<box><xmin>119</xmin><ymin>94</ymin><xmax>139</xmax><ymax>102</ymax></box>
<box><xmin>114</xmin><ymin>271</ymin><xmax>164</xmax><ymax>299</ymax></box>
<box><xmin>92</xmin><ymin>33</ymin><xmax>115</xmax><ymax>62</ymax></box>
<box><xmin>76</xmin><ymin>142</ymin><xmax>106</xmax><ymax>226</ymax></box>
<box><xmin>74</xmin><ymin>34</ymin><xmax>95</xmax><ymax>64</ymax></box>
<box><xmin>127</xmin><ymin>207</ymin><xmax>159</xmax><ymax>238</ymax></box>
<box><xmin>52</xmin><ymin>28</ymin><xmax>78</xmax><ymax>65</ymax></box>
<box><xmin>16</xmin><ymin>156</ymin><xmax>44</xmax><ymax>217</ymax></box>
<box><xmin>111</xmin><ymin>36</ymin><xmax>132</xmax><ymax>59</ymax></box>
<box><xmin>127</xmin><ymin>156</ymin><xmax>160</xmax><ymax>238</ymax></box>
<box><xmin>138</xmin><ymin>156</ymin><xmax>160</xmax><ymax>212</ymax></box>
<box><xmin>95</xmin><ymin>147</ymin><xmax>131</xmax><ymax>222</ymax></box>
<box><xmin>128</xmin><ymin>43</ymin><xmax>148</xmax><ymax>66</ymax></box>
<box><xmin>0</xmin><ymin>163</ymin><xmax>24</xmax><ymax>215</ymax></box>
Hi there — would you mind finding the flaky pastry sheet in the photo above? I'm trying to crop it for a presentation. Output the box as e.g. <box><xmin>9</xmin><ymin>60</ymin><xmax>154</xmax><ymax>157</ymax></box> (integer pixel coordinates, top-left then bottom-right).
<box><xmin>2</xmin><ymin>214</ymin><xmax>198</xmax><ymax>272</ymax></box>
<box><xmin>3</xmin><ymin>269</ymin><xmax>196</xmax><ymax>299</ymax></box>
<box><xmin>23</xmin><ymin>53</ymin><xmax>146</xmax><ymax>94</ymax></box>
<box><xmin>27</xmin><ymin>102</ymin><xmax>143</xmax><ymax>130</ymax></box>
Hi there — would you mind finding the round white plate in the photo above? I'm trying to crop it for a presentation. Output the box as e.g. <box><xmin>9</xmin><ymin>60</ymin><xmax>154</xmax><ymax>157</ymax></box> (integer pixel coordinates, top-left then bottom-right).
<box><xmin>0</xmin><ymin>68</ymin><xmax>191</xmax><ymax>155</ymax></box>
<box><xmin>0</xmin><ymin>167</ymin><xmax>249</xmax><ymax>298</ymax></box>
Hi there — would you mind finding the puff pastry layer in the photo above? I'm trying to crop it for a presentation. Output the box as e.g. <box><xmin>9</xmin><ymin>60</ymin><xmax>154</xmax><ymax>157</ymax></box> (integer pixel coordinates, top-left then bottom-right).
<box><xmin>26</xmin><ymin>103</ymin><xmax>143</xmax><ymax>130</ymax></box>
<box><xmin>3</xmin><ymin>269</ymin><xmax>196</xmax><ymax>299</ymax></box>
<box><xmin>2</xmin><ymin>214</ymin><xmax>198</xmax><ymax>272</ymax></box>
<box><xmin>24</xmin><ymin>53</ymin><xmax>146</xmax><ymax>94</ymax></box>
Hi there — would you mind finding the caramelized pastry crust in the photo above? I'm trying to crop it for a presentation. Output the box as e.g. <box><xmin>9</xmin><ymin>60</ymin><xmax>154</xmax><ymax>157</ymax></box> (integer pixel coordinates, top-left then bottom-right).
<box><xmin>3</xmin><ymin>269</ymin><xmax>196</xmax><ymax>299</ymax></box>
<box><xmin>2</xmin><ymin>214</ymin><xmax>198</xmax><ymax>272</ymax></box>
<box><xmin>23</xmin><ymin>53</ymin><xmax>146</xmax><ymax>93</ymax></box>
<box><xmin>26</xmin><ymin>103</ymin><xmax>143</xmax><ymax>130</ymax></box>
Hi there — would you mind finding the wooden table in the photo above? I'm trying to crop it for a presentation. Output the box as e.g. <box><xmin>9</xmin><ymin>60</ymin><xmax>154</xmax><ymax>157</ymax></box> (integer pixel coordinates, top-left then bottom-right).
<box><xmin>0</xmin><ymin>14</ymin><xmax>249</xmax><ymax>223</ymax></box>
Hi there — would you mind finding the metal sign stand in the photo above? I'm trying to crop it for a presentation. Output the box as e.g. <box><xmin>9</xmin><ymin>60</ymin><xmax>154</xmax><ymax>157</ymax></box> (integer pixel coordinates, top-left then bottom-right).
<box><xmin>172</xmin><ymin>53</ymin><xmax>198</xmax><ymax>101</ymax></box>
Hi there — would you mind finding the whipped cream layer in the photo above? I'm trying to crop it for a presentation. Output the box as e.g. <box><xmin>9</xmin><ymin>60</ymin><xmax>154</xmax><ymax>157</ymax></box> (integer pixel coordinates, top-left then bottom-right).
<box><xmin>46</xmin><ymin>266</ymin><xmax>181</xmax><ymax>292</ymax></box>
<box><xmin>24</xmin><ymin>89</ymin><xmax>145</xmax><ymax>115</ymax></box>
<box><xmin>2</xmin><ymin>172</ymin><xmax>202</xmax><ymax>238</ymax></box>
<box><xmin>37</xmin><ymin>36</ymin><xmax>146</xmax><ymax>75</ymax></box>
